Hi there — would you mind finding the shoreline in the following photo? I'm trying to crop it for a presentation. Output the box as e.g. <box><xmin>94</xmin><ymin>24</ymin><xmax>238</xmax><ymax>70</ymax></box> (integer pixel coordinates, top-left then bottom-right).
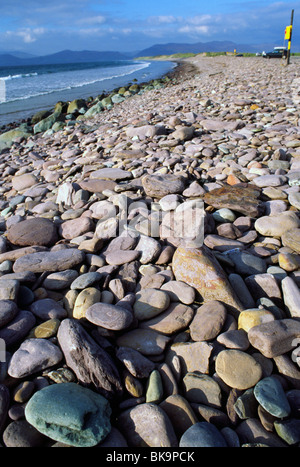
<box><xmin>0</xmin><ymin>59</ymin><xmax>185</xmax><ymax>135</ymax></box>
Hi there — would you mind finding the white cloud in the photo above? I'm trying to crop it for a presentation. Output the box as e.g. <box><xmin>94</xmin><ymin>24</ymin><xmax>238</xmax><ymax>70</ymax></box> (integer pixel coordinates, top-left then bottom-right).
<box><xmin>154</xmin><ymin>16</ymin><xmax>177</xmax><ymax>24</ymax></box>
<box><xmin>77</xmin><ymin>15</ymin><xmax>106</xmax><ymax>26</ymax></box>
<box><xmin>187</xmin><ymin>15</ymin><xmax>213</xmax><ymax>25</ymax></box>
<box><xmin>5</xmin><ymin>27</ymin><xmax>46</xmax><ymax>44</ymax></box>
<box><xmin>178</xmin><ymin>25</ymin><xmax>210</xmax><ymax>35</ymax></box>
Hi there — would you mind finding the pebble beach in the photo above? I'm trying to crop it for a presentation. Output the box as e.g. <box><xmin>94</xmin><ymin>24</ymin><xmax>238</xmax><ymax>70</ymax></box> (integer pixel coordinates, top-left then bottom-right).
<box><xmin>0</xmin><ymin>54</ymin><xmax>300</xmax><ymax>448</ymax></box>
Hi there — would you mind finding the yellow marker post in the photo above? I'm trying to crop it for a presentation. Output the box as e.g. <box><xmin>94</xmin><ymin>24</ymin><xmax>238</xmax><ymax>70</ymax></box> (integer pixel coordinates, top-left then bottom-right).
<box><xmin>286</xmin><ymin>9</ymin><xmax>294</xmax><ymax>65</ymax></box>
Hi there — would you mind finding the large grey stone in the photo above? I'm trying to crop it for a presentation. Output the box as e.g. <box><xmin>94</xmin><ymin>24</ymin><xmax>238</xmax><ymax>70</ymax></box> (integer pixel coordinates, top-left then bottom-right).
<box><xmin>57</xmin><ymin>318</ymin><xmax>123</xmax><ymax>400</ymax></box>
<box><xmin>8</xmin><ymin>338</ymin><xmax>63</xmax><ymax>378</ymax></box>
<box><xmin>13</xmin><ymin>248</ymin><xmax>85</xmax><ymax>273</ymax></box>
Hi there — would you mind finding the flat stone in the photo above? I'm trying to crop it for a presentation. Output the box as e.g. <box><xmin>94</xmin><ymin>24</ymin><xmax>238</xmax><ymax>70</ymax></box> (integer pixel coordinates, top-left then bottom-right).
<box><xmin>116</xmin><ymin>329</ymin><xmax>170</xmax><ymax>356</ymax></box>
<box><xmin>183</xmin><ymin>372</ymin><xmax>222</xmax><ymax>408</ymax></box>
<box><xmin>204</xmin><ymin>234</ymin><xmax>244</xmax><ymax>252</ymax></box>
<box><xmin>8</xmin><ymin>338</ymin><xmax>63</xmax><ymax>378</ymax></box>
<box><xmin>79</xmin><ymin>179</ymin><xmax>117</xmax><ymax>193</ymax></box>
<box><xmin>254</xmin><ymin>376</ymin><xmax>291</xmax><ymax>418</ymax></box>
<box><xmin>90</xmin><ymin>168</ymin><xmax>132</xmax><ymax>181</ymax></box>
<box><xmin>30</xmin><ymin>298</ymin><xmax>67</xmax><ymax>320</ymax></box>
<box><xmin>85</xmin><ymin>303</ymin><xmax>133</xmax><ymax>330</ymax></box>
<box><xmin>252</xmin><ymin>174</ymin><xmax>287</xmax><ymax>188</ymax></box>
<box><xmin>167</xmin><ymin>341</ymin><xmax>213</xmax><ymax>375</ymax></box>
<box><xmin>254</xmin><ymin>211</ymin><xmax>300</xmax><ymax>238</ymax></box>
<box><xmin>189</xmin><ymin>300</ymin><xmax>227</xmax><ymax>341</ymax></box>
<box><xmin>200</xmin><ymin>118</ymin><xmax>243</xmax><ymax>132</ymax></box>
<box><xmin>126</xmin><ymin>124</ymin><xmax>168</xmax><ymax>139</ymax></box>
<box><xmin>161</xmin><ymin>281</ymin><xmax>196</xmax><ymax>305</ymax></box>
<box><xmin>7</xmin><ymin>218</ymin><xmax>58</xmax><ymax>247</ymax></box>
<box><xmin>105</xmin><ymin>249</ymin><xmax>140</xmax><ymax>266</ymax></box>
<box><xmin>172</xmin><ymin>246</ymin><xmax>243</xmax><ymax>317</ymax></box>
<box><xmin>282</xmin><ymin>228</ymin><xmax>300</xmax><ymax>253</ymax></box>
<box><xmin>180</xmin><ymin>422</ymin><xmax>227</xmax><ymax>447</ymax></box>
<box><xmin>42</xmin><ymin>269</ymin><xmax>79</xmax><ymax>290</ymax></box>
<box><xmin>70</xmin><ymin>271</ymin><xmax>102</xmax><ymax>290</ymax></box>
<box><xmin>28</xmin><ymin>318</ymin><xmax>61</xmax><ymax>339</ymax></box>
<box><xmin>133</xmin><ymin>288</ymin><xmax>170</xmax><ymax>321</ymax></box>
<box><xmin>13</xmin><ymin>248</ymin><xmax>85</xmax><ymax>273</ymax></box>
<box><xmin>204</xmin><ymin>185</ymin><xmax>263</xmax><ymax>217</ymax></box>
<box><xmin>139</xmin><ymin>302</ymin><xmax>194</xmax><ymax>335</ymax></box>
<box><xmin>57</xmin><ymin>318</ymin><xmax>123</xmax><ymax>400</ymax></box>
<box><xmin>250</xmin><ymin>316</ymin><xmax>300</xmax><ymax>358</ymax></box>
<box><xmin>116</xmin><ymin>403</ymin><xmax>178</xmax><ymax>447</ymax></box>
<box><xmin>116</xmin><ymin>347</ymin><xmax>155</xmax><ymax>379</ymax></box>
<box><xmin>59</xmin><ymin>217</ymin><xmax>94</xmax><ymax>240</ymax></box>
<box><xmin>25</xmin><ymin>382</ymin><xmax>111</xmax><ymax>447</ymax></box>
<box><xmin>12</xmin><ymin>174</ymin><xmax>38</xmax><ymax>192</ymax></box>
<box><xmin>142</xmin><ymin>173</ymin><xmax>186</xmax><ymax>198</ymax></box>
<box><xmin>215</xmin><ymin>349</ymin><xmax>262</xmax><ymax>390</ymax></box>
<box><xmin>217</xmin><ymin>329</ymin><xmax>250</xmax><ymax>351</ymax></box>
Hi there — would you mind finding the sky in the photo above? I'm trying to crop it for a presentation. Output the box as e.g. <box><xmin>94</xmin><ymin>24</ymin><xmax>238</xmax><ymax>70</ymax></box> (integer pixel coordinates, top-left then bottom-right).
<box><xmin>0</xmin><ymin>0</ymin><xmax>299</xmax><ymax>55</ymax></box>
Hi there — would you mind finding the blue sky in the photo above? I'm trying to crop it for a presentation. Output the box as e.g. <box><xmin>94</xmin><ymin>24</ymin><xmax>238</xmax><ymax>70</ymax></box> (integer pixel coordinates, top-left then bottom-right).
<box><xmin>0</xmin><ymin>1</ymin><xmax>299</xmax><ymax>54</ymax></box>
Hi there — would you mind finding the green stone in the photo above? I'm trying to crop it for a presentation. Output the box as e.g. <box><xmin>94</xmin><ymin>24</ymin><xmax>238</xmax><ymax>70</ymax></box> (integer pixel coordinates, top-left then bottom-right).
<box><xmin>25</xmin><ymin>382</ymin><xmax>111</xmax><ymax>447</ymax></box>
<box><xmin>146</xmin><ymin>370</ymin><xmax>163</xmax><ymax>404</ymax></box>
<box><xmin>254</xmin><ymin>376</ymin><xmax>291</xmax><ymax>418</ymax></box>
<box><xmin>28</xmin><ymin>318</ymin><xmax>61</xmax><ymax>339</ymax></box>
<box><xmin>274</xmin><ymin>419</ymin><xmax>300</xmax><ymax>445</ymax></box>
<box><xmin>234</xmin><ymin>388</ymin><xmax>258</xmax><ymax>419</ymax></box>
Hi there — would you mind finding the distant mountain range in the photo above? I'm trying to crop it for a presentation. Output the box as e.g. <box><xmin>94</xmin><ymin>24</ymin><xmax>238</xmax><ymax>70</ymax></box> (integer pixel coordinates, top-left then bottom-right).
<box><xmin>0</xmin><ymin>40</ymin><xmax>292</xmax><ymax>67</ymax></box>
<box><xmin>0</xmin><ymin>49</ymin><xmax>131</xmax><ymax>67</ymax></box>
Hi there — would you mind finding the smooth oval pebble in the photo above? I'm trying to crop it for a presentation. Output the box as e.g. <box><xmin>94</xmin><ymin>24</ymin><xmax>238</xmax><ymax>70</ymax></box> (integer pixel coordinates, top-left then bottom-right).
<box><xmin>13</xmin><ymin>248</ymin><xmax>85</xmax><ymax>273</ymax></box>
<box><xmin>116</xmin><ymin>402</ymin><xmax>178</xmax><ymax>447</ymax></box>
<box><xmin>179</xmin><ymin>422</ymin><xmax>227</xmax><ymax>447</ymax></box>
<box><xmin>85</xmin><ymin>302</ymin><xmax>133</xmax><ymax>330</ymax></box>
<box><xmin>254</xmin><ymin>376</ymin><xmax>291</xmax><ymax>418</ymax></box>
<box><xmin>215</xmin><ymin>349</ymin><xmax>263</xmax><ymax>390</ymax></box>
<box><xmin>70</xmin><ymin>271</ymin><xmax>102</xmax><ymax>290</ymax></box>
<box><xmin>8</xmin><ymin>338</ymin><xmax>63</xmax><ymax>378</ymax></box>
<box><xmin>133</xmin><ymin>288</ymin><xmax>170</xmax><ymax>321</ymax></box>
<box><xmin>30</xmin><ymin>298</ymin><xmax>67</xmax><ymax>320</ymax></box>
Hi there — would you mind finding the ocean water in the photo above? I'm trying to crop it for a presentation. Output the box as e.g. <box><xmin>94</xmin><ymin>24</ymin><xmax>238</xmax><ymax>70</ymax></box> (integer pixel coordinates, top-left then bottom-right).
<box><xmin>0</xmin><ymin>59</ymin><xmax>176</xmax><ymax>127</ymax></box>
